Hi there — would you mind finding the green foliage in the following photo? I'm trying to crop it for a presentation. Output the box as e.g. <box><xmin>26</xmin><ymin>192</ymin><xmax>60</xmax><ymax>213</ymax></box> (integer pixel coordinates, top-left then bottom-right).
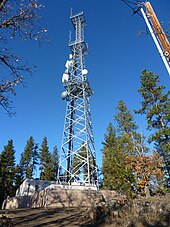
<box><xmin>135</xmin><ymin>70</ymin><xmax>170</xmax><ymax>183</ymax></box>
<box><xmin>114</xmin><ymin>100</ymin><xmax>141</xmax><ymax>155</ymax></box>
<box><xmin>0</xmin><ymin>136</ymin><xmax>60</xmax><ymax>207</ymax></box>
<box><xmin>20</xmin><ymin>136</ymin><xmax>38</xmax><ymax>179</ymax></box>
<box><xmin>39</xmin><ymin>137</ymin><xmax>59</xmax><ymax>181</ymax></box>
<box><xmin>50</xmin><ymin>146</ymin><xmax>59</xmax><ymax>180</ymax></box>
<box><xmin>0</xmin><ymin>140</ymin><xmax>16</xmax><ymax>205</ymax></box>
<box><xmin>102</xmin><ymin>123</ymin><xmax>134</xmax><ymax>193</ymax></box>
<box><xmin>71</xmin><ymin>143</ymin><xmax>96</xmax><ymax>182</ymax></box>
<box><xmin>39</xmin><ymin>137</ymin><xmax>51</xmax><ymax>180</ymax></box>
<box><xmin>13</xmin><ymin>164</ymin><xmax>24</xmax><ymax>192</ymax></box>
<box><xmin>71</xmin><ymin>143</ymin><xmax>87</xmax><ymax>178</ymax></box>
<box><xmin>102</xmin><ymin>101</ymin><xmax>151</xmax><ymax>194</ymax></box>
<box><xmin>115</xmin><ymin>100</ymin><xmax>138</xmax><ymax>134</ymax></box>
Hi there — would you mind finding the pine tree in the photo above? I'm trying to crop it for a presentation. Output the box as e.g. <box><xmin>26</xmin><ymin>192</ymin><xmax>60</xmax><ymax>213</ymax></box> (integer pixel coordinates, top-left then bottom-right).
<box><xmin>32</xmin><ymin>143</ymin><xmax>39</xmax><ymax>177</ymax></box>
<box><xmin>20</xmin><ymin>136</ymin><xmax>38</xmax><ymax>179</ymax></box>
<box><xmin>135</xmin><ymin>70</ymin><xmax>170</xmax><ymax>185</ymax></box>
<box><xmin>102</xmin><ymin>123</ymin><xmax>134</xmax><ymax>193</ymax></box>
<box><xmin>39</xmin><ymin>137</ymin><xmax>52</xmax><ymax>180</ymax></box>
<box><xmin>71</xmin><ymin>143</ymin><xmax>96</xmax><ymax>182</ymax></box>
<box><xmin>50</xmin><ymin>146</ymin><xmax>59</xmax><ymax>180</ymax></box>
<box><xmin>114</xmin><ymin>100</ymin><xmax>139</xmax><ymax>155</ymax></box>
<box><xmin>71</xmin><ymin>143</ymin><xmax>87</xmax><ymax>180</ymax></box>
<box><xmin>115</xmin><ymin>100</ymin><xmax>138</xmax><ymax>134</ymax></box>
<box><xmin>39</xmin><ymin>145</ymin><xmax>58</xmax><ymax>181</ymax></box>
<box><xmin>13</xmin><ymin>164</ymin><xmax>24</xmax><ymax>192</ymax></box>
<box><xmin>0</xmin><ymin>140</ymin><xmax>16</xmax><ymax>205</ymax></box>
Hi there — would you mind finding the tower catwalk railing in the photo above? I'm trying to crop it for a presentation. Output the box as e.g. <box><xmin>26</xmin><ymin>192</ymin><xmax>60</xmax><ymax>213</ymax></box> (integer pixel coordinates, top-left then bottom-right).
<box><xmin>58</xmin><ymin>11</ymin><xmax>98</xmax><ymax>187</ymax></box>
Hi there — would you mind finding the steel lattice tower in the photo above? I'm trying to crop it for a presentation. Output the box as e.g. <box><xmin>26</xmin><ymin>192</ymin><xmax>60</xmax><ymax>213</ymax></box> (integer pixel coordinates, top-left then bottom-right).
<box><xmin>58</xmin><ymin>11</ymin><xmax>98</xmax><ymax>187</ymax></box>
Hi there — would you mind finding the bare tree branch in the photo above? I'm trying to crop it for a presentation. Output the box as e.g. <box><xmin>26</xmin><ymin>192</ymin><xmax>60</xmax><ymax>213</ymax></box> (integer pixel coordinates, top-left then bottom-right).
<box><xmin>0</xmin><ymin>0</ymin><xmax>47</xmax><ymax>115</ymax></box>
<box><xmin>0</xmin><ymin>0</ymin><xmax>8</xmax><ymax>12</ymax></box>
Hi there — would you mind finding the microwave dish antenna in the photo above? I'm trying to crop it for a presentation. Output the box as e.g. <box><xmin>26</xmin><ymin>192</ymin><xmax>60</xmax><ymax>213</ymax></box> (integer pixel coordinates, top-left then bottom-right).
<box><xmin>58</xmin><ymin>11</ymin><xmax>98</xmax><ymax>188</ymax></box>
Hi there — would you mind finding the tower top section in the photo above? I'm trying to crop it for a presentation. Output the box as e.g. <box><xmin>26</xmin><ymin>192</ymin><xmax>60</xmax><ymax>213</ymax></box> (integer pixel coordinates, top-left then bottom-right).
<box><xmin>69</xmin><ymin>11</ymin><xmax>88</xmax><ymax>54</ymax></box>
<box><xmin>70</xmin><ymin>11</ymin><xmax>86</xmax><ymax>28</ymax></box>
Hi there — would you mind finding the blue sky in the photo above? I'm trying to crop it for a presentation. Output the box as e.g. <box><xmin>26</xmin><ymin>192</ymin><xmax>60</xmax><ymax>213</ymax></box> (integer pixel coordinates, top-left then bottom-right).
<box><xmin>0</xmin><ymin>0</ymin><xmax>170</xmax><ymax>170</ymax></box>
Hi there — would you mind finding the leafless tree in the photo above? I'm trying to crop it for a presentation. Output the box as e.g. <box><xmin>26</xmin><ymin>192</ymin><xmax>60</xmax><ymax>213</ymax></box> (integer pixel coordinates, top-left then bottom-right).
<box><xmin>0</xmin><ymin>0</ymin><xmax>47</xmax><ymax>115</ymax></box>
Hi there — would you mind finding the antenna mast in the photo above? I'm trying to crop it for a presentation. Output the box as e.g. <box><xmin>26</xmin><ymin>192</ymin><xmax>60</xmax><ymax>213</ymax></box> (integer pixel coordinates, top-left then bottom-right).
<box><xmin>140</xmin><ymin>1</ymin><xmax>170</xmax><ymax>75</ymax></box>
<box><xmin>58</xmin><ymin>11</ymin><xmax>98</xmax><ymax>188</ymax></box>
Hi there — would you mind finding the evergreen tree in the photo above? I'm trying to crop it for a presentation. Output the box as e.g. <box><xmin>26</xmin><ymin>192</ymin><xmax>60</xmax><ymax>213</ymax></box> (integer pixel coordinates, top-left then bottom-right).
<box><xmin>13</xmin><ymin>164</ymin><xmax>24</xmax><ymax>192</ymax></box>
<box><xmin>114</xmin><ymin>100</ymin><xmax>155</xmax><ymax>192</ymax></box>
<box><xmin>114</xmin><ymin>100</ymin><xmax>139</xmax><ymax>155</ymax></box>
<box><xmin>32</xmin><ymin>143</ymin><xmax>39</xmax><ymax>177</ymax></box>
<box><xmin>115</xmin><ymin>100</ymin><xmax>138</xmax><ymax>134</ymax></box>
<box><xmin>20</xmin><ymin>136</ymin><xmax>38</xmax><ymax>179</ymax></box>
<box><xmin>71</xmin><ymin>143</ymin><xmax>87</xmax><ymax>180</ymax></box>
<box><xmin>135</xmin><ymin>70</ymin><xmax>170</xmax><ymax>184</ymax></box>
<box><xmin>39</xmin><ymin>137</ymin><xmax>52</xmax><ymax>180</ymax></box>
<box><xmin>0</xmin><ymin>140</ymin><xmax>16</xmax><ymax>205</ymax></box>
<box><xmin>102</xmin><ymin>123</ymin><xmax>134</xmax><ymax>193</ymax></box>
<box><xmin>71</xmin><ymin>143</ymin><xmax>96</xmax><ymax>182</ymax></box>
<box><xmin>50</xmin><ymin>146</ymin><xmax>59</xmax><ymax>180</ymax></box>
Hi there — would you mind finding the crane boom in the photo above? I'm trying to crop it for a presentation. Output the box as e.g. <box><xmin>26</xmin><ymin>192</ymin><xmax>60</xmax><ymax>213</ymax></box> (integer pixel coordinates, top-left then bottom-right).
<box><xmin>140</xmin><ymin>1</ymin><xmax>170</xmax><ymax>76</ymax></box>
<box><xmin>145</xmin><ymin>2</ymin><xmax>170</xmax><ymax>62</ymax></box>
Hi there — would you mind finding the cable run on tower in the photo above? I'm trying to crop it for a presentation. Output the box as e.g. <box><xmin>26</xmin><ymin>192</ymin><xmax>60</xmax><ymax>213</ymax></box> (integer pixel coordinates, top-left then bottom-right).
<box><xmin>58</xmin><ymin>11</ymin><xmax>98</xmax><ymax>188</ymax></box>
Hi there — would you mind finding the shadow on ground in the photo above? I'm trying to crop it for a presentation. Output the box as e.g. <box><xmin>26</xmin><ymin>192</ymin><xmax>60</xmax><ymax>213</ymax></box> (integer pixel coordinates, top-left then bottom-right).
<box><xmin>0</xmin><ymin>207</ymin><xmax>92</xmax><ymax>227</ymax></box>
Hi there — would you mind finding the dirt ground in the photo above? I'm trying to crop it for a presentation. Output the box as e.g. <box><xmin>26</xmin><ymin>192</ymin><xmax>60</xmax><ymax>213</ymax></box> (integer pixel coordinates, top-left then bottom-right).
<box><xmin>1</xmin><ymin>194</ymin><xmax>170</xmax><ymax>227</ymax></box>
<box><xmin>0</xmin><ymin>207</ymin><xmax>94</xmax><ymax>227</ymax></box>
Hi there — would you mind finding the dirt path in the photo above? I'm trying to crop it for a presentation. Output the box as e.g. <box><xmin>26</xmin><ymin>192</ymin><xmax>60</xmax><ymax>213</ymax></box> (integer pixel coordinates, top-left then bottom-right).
<box><xmin>0</xmin><ymin>207</ymin><xmax>93</xmax><ymax>227</ymax></box>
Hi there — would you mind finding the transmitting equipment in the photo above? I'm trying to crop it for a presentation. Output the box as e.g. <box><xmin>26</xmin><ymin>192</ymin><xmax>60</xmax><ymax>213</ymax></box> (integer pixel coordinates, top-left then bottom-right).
<box><xmin>58</xmin><ymin>11</ymin><xmax>98</xmax><ymax>187</ymax></box>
